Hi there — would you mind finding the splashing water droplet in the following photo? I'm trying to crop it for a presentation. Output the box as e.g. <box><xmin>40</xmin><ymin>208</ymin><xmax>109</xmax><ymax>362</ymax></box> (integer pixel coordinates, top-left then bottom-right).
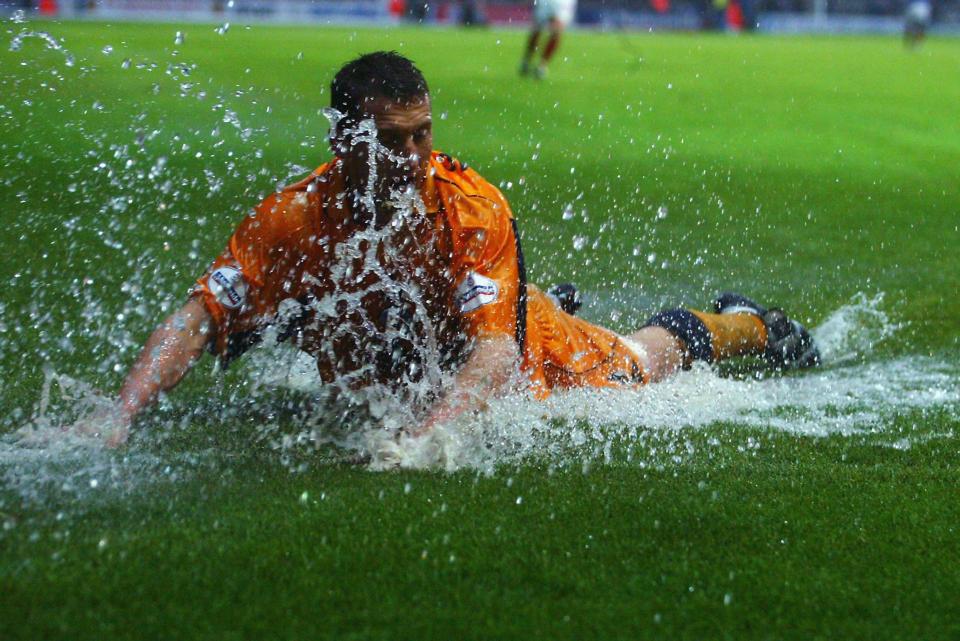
<box><xmin>572</xmin><ymin>236</ymin><xmax>587</xmax><ymax>251</ymax></box>
<box><xmin>174</xmin><ymin>31</ymin><xmax>184</xmax><ymax>45</ymax></box>
<box><xmin>9</xmin><ymin>29</ymin><xmax>75</xmax><ymax>68</ymax></box>
<box><xmin>101</xmin><ymin>45</ymin><xmax>113</xmax><ymax>55</ymax></box>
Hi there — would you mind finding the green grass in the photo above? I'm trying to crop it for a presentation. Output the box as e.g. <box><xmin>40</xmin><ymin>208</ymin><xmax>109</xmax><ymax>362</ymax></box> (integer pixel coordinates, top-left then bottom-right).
<box><xmin>1</xmin><ymin>21</ymin><xmax>959</xmax><ymax>640</ymax></box>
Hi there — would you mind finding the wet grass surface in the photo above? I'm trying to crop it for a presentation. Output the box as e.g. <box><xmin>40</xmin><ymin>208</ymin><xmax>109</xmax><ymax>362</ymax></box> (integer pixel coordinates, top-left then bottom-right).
<box><xmin>3</xmin><ymin>422</ymin><xmax>960</xmax><ymax>640</ymax></box>
<box><xmin>1</xmin><ymin>21</ymin><xmax>959</xmax><ymax>640</ymax></box>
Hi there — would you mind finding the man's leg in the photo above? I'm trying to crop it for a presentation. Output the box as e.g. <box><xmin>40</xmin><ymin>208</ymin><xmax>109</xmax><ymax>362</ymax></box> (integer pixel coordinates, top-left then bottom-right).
<box><xmin>521</xmin><ymin>28</ymin><xmax>542</xmax><ymax>75</ymax></box>
<box><xmin>537</xmin><ymin>20</ymin><xmax>564</xmax><ymax>74</ymax></box>
<box><xmin>628</xmin><ymin>292</ymin><xmax>819</xmax><ymax>382</ymax></box>
<box><xmin>624</xmin><ymin>326</ymin><xmax>686</xmax><ymax>383</ymax></box>
<box><xmin>628</xmin><ymin>310</ymin><xmax>765</xmax><ymax>382</ymax></box>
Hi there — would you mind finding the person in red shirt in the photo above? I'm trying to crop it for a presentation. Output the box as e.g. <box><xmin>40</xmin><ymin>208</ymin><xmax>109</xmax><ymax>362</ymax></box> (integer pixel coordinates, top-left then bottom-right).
<box><xmin>100</xmin><ymin>51</ymin><xmax>817</xmax><ymax>447</ymax></box>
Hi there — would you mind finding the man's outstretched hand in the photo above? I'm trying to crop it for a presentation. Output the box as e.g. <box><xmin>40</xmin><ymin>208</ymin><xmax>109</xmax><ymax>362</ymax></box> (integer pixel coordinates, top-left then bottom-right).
<box><xmin>15</xmin><ymin>296</ymin><xmax>213</xmax><ymax>451</ymax></box>
<box><xmin>12</xmin><ymin>401</ymin><xmax>131</xmax><ymax>449</ymax></box>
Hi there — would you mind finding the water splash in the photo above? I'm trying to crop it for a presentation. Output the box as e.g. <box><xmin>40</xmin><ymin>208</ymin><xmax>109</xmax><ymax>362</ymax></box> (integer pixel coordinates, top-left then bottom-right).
<box><xmin>1</xmin><ymin>25</ymin><xmax>319</xmax><ymax>418</ymax></box>
<box><xmin>360</xmin><ymin>358</ymin><xmax>957</xmax><ymax>471</ymax></box>
<box><xmin>814</xmin><ymin>292</ymin><xmax>900</xmax><ymax>363</ymax></box>
<box><xmin>0</xmin><ymin>427</ymin><xmax>170</xmax><ymax>510</ymax></box>
<box><xmin>9</xmin><ymin>29</ymin><xmax>75</xmax><ymax>67</ymax></box>
<box><xmin>0</xmin><ymin>370</ymin><xmax>169</xmax><ymax>509</ymax></box>
<box><xmin>251</xmin><ymin>111</ymin><xmax>465</xmax><ymax>439</ymax></box>
<box><xmin>0</xmin><ymin>294</ymin><xmax>948</xmax><ymax>509</ymax></box>
<box><xmin>239</xmin><ymin>291</ymin><xmax>956</xmax><ymax>471</ymax></box>
<box><xmin>25</xmin><ymin>368</ymin><xmax>118</xmax><ymax>437</ymax></box>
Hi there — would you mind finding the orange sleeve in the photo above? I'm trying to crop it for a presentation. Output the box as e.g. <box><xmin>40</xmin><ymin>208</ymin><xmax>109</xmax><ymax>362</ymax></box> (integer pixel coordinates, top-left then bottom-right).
<box><xmin>448</xmin><ymin>173</ymin><xmax>522</xmax><ymax>343</ymax></box>
<box><xmin>192</xmin><ymin>190</ymin><xmax>311</xmax><ymax>364</ymax></box>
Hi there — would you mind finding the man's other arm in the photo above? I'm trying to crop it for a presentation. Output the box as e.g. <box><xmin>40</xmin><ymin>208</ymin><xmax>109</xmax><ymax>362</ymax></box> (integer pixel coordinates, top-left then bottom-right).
<box><xmin>415</xmin><ymin>333</ymin><xmax>519</xmax><ymax>435</ymax></box>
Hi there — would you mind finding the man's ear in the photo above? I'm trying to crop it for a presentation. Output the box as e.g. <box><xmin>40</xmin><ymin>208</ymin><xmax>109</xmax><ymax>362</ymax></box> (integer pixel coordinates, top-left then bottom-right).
<box><xmin>328</xmin><ymin>113</ymin><xmax>357</xmax><ymax>157</ymax></box>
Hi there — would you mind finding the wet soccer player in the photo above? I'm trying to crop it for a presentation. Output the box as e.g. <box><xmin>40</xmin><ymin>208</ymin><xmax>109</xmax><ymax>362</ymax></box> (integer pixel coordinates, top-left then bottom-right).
<box><xmin>102</xmin><ymin>51</ymin><xmax>818</xmax><ymax>447</ymax></box>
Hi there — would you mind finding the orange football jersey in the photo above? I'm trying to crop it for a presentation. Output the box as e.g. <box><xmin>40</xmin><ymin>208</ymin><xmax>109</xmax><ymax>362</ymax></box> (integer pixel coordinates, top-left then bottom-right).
<box><xmin>193</xmin><ymin>151</ymin><xmax>647</xmax><ymax>395</ymax></box>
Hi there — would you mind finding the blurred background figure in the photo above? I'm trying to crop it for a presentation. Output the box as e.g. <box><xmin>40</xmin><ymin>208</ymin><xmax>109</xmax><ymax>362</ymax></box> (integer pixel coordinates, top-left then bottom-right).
<box><xmin>702</xmin><ymin>0</ymin><xmax>728</xmax><ymax>29</ymax></box>
<box><xmin>406</xmin><ymin>0</ymin><xmax>433</xmax><ymax>23</ymax></box>
<box><xmin>459</xmin><ymin>0</ymin><xmax>487</xmax><ymax>25</ymax></box>
<box><xmin>904</xmin><ymin>0</ymin><xmax>933</xmax><ymax>47</ymax></box>
<box><xmin>699</xmin><ymin>0</ymin><xmax>756</xmax><ymax>32</ymax></box>
<box><xmin>520</xmin><ymin>0</ymin><xmax>577</xmax><ymax>79</ymax></box>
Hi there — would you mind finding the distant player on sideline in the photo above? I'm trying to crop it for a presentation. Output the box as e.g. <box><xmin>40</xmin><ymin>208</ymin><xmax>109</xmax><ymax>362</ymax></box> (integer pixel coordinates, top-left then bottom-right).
<box><xmin>96</xmin><ymin>51</ymin><xmax>818</xmax><ymax>448</ymax></box>
<box><xmin>904</xmin><ymin>0</ymin><xmax>932</xmax><ymax>48</ymax></box>
<box><xmin>520</xmin><ymin>0</ymin><xmax>576</xmax><ymax>79</ymax></box>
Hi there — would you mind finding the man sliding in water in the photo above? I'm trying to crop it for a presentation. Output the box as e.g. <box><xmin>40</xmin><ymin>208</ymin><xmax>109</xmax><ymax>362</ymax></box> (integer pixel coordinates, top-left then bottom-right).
<box><xmin>102</xmin><ymin>51</ymin><xmax>818</xmax><ymax>447</ymax></box>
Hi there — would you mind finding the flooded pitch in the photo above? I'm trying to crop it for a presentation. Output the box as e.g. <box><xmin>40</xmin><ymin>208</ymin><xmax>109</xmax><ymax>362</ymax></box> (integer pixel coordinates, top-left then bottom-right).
<box><xmin>3</xmin><ymin>291</ymin><xmax>956</xmax><ymax>520</ymax></box>
<box><xmin>1</xmin><ymin>20</ymin><xmax>957</xmax><ymax>517</ymax></box>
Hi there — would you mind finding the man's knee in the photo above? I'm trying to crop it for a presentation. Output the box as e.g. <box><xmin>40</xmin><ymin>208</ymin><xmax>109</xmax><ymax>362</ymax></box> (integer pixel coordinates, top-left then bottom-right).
<box><xmin>644</xmin><ymin>309</ymin><xmax>712</xmax><ymax>363</ymax></box>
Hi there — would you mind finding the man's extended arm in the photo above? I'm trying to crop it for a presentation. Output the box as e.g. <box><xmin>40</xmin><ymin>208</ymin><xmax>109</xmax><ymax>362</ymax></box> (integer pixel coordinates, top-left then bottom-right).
<box><xmin>107</xmin><ymin>297</ymin><xmax>214</xmax><ymax>444</ymax></box>
<box><xmin>416</xmin><ymin>333</ymin><xmax>519</xmax><ymax>435</ymax></box>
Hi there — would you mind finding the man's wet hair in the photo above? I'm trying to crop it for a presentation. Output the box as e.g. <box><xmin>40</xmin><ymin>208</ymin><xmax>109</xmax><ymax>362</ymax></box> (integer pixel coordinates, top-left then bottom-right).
<box><xmin>331</xmin><ymin>51</ymin><xmax>429</xmax><ymax>122</ymax></box>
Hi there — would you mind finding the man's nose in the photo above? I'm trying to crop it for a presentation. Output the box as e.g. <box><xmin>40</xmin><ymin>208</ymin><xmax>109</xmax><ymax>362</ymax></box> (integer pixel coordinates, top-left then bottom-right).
<box><xmin>400</xmin><ymin>136</ymin><xmax>419</xmax><ymax>162</ymax></box>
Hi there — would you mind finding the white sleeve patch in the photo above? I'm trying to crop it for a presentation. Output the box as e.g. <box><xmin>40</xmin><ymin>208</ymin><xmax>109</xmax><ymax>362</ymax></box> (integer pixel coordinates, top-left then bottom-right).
<box><xmin>455</xmin><ymin>272</ymin><xmax>500</xmax><ymax>314</ymax></box>
<box><xmin>208</xmin><ymin>266</ymin><xmax>248</xmax><ymax>310</ymax></box>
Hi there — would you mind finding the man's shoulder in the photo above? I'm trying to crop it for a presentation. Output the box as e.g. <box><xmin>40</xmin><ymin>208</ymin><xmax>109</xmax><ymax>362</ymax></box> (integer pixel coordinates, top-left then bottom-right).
<box><xmin>431</xmin><ymin>152</ymin><xmax>512</xmax><ymax>224</ymax></box>
<box><xmin>255</xmin><ymin>160</ymin><xmax>342</xmax><ymax>217</ymax></box>
<box><xmin>243</xmin><ymin>163</ymin><xmax>337</xmax><ymax>243</ymax></box>
<box><xmin>279</xmin><ymin>159</ymin><xmax>338</xmax><ymax>195</ymax></box>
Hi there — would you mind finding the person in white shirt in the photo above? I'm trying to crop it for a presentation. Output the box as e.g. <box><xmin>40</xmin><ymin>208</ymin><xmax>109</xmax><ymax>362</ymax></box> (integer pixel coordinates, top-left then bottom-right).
<box><xmin>904</xmin><ymin>0</ymin><xmax>932</xmax><ymax>48</ymax></box>
<box><xmin>519</xmin><ymin>0</ymin><xmax>577</xmax><ymax>79</ymax></box>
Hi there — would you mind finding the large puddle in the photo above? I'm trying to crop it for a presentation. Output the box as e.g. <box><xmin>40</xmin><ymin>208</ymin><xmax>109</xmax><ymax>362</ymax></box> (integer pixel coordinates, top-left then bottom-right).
<box><xmin>4</xmin><ymin>291</ymin><xmax>955</xmax><ymax>517</ymax></box>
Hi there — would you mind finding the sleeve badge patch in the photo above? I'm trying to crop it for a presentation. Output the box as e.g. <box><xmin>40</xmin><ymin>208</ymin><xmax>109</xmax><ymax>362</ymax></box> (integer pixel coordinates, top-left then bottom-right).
<box><xmin>208</xmin><ymin>266</ymin><xmax>248</xmax><ymax>310</ymax></box>
<box><xmin>455</xmin><ymin>272</ymin><xmax>499</xmax><ymax>314</ymax></box>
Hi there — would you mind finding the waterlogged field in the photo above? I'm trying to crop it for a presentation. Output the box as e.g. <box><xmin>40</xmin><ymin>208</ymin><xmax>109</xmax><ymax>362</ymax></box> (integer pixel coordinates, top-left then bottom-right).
<box><xmin>1</xmin><ymin>18</ymin><xmax>959</xmax><ymax>639</ymax></box>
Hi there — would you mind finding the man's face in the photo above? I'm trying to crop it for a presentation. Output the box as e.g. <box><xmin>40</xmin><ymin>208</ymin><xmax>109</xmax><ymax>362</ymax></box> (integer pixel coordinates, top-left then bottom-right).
<box><xmin>336</xmin><ymin>94</ymin><xmax>433</xmax><ymax>206</ymax></box>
